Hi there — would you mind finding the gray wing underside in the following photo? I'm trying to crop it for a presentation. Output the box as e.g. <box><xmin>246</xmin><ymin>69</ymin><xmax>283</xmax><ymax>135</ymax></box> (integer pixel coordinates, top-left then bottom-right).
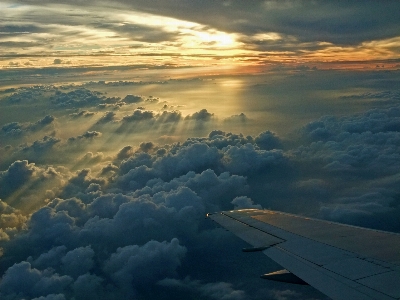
<box><xmin>208</xmin><ymin>209</ymin><xmax>400</xmax><ymax>300</ymax></box>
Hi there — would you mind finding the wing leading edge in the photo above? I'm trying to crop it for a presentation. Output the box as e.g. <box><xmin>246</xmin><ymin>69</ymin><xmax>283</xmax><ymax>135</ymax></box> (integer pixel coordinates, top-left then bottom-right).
<box><xmin>208</xmin><ymin>209</ymin><xmax>400</xmax><ymax>300</ymax></box>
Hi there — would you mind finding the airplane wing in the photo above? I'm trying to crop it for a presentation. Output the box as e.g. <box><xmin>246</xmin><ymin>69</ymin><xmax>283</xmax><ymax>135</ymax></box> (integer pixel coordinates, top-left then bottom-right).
<box><xmin>208</xmin><ymin>209</ymin><xmax>400</xmax><ymax>300</ymax></box>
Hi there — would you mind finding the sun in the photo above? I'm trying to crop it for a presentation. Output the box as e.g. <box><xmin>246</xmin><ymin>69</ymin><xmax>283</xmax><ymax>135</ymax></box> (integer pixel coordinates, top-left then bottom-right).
<box><xmin>196</xmin><ymin>31</ymin><xmax>237</xmax><ymax>48</ymax></box>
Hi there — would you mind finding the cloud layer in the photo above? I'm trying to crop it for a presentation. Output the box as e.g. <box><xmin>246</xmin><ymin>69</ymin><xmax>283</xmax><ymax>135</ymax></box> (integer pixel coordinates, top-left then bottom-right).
<box><xmin>2</xmin><ymin>1</ymin><xmax>400</xmax><ymax>69</ymax></box>
<box><xmin>1</xmin><ymin>76</ymin><xmax>400</xmax><ymax>299</ymax></box>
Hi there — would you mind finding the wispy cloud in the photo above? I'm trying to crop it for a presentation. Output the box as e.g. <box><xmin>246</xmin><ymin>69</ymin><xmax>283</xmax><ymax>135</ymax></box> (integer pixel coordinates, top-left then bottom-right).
<box><xmin>1</xmin><ymin>1</ymin><xmax>399</xmax><ymax>69</ymax></box>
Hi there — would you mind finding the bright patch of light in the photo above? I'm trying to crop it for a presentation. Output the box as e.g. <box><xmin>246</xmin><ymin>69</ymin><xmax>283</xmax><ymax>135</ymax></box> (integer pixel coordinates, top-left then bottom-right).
<box><xmin>120</xmin><ymin>12</ymin><xmax>200</xmax><ymax>32</ymax></box>
<box><xmin>196</xmin><ymin>31</ymin><xmax>236</xmax><ymax>47</ymax></box>
<box><xmin>362</xmin><ymin>36</ymin><xmax>400</xmax><ymax>49</ymax></box>
<box><xmin>253</xmin><ymin>32</ymin><xmax>281</xmax><ymax>41</ymax></box>
<box><xmin>120</xmin><ymin>11</ymin><xmax>238</xmax><ymax>49</ymax></box>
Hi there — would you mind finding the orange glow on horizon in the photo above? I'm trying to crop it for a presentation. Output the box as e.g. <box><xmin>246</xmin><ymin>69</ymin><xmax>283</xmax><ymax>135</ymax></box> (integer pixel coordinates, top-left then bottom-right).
<box><xmin>1</xmin><ymin>3</ymin><xmax>399</xmax><ymax>72</ymax></box>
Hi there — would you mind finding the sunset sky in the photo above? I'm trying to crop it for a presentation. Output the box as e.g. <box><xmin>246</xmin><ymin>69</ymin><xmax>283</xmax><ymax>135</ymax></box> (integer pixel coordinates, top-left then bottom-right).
<box><xmin>1</xmin><ymin>1</ymin><xmax>400</xmax><ymax>300</ymax></box>
<box><xmin>2</xmin><ymin>0</ymin><xmax>400</xmax><ymax>70</ymax></box>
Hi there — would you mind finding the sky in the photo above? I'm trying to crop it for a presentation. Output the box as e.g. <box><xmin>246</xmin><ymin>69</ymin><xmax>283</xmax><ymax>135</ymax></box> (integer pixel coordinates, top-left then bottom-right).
<box><xmin>1</xmin><ymin>0</ymin><xmax>400</xmax><ymax>70</ymax></box>
<box><xmin>1</xmin><ymin>1</ymin><xmax>400</xmax><ymax>300</ymax></box>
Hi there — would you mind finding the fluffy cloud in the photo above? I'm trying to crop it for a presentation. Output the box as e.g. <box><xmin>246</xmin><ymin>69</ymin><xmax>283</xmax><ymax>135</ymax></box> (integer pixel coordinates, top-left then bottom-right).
<box><xmin>0</xmin><ymin>262</ymin><xmax>72</xmax><ymax>299</ymax></box>
<box><xmin>222</xmin><ymin>143</ymin><xmax>285</xmax><ymax>175</ymax></box>
<box><xmin>122</xmin><ymin>94</ymin><xmax>142</xmax><ymax>103</ymax></box>
<box><xmin>0</xmin><ymin>205</ymin><xmax>188</xmax><ymax>298</ymax></box>
<box><xmin>231</xmin><ymin>196</ymin><xmax>262</xmax><ymax>209</ymax></box>
<box><xmin>0</xmin><ymin>137</ymin><xmax>62</xmax><ymax>168</ymax></box>
<box><xmin>32</xmin><ymin>294</ymin><xmax>66</xmax><ymax>300</ymax></box>
<box><xmin>158</xmin><ymin>277</ymin><xmax>246</xmax><ymax>300</ymax></box>
<box><xmin>0</xmin><ymin>121</ymin><xmax>286</xmax><ymax>297</ymax></box>
<box><xmin>71</xmin><ymin>273</ymin><xmax>103</xmax><ymax>300</ymax></box>
<box><xmin>1</xmin><ymin>116</ymin><xmax>55</xmax><ymax>137</ymax></box>
<box><xmin>1</xmin><ymin>123</ymin><xmax>23</xmax><ymax>136</ymax></box>
<box><xmin>4</xmin><ymin>87</ymin><xmax>49</xmax><ymax>105</ymax></box>
<box><xmin>51</xmin><ymin>89</ymin><xmax>106</xmax><ymax>108</ymax></box>
<box><xmin>223</xmin><ymin>113</ymin><xmax>249</xmax><ymax>124</ymax></box>
<box><xmin>96</xmin><ymin>111</ymin><xmax>116</xmax><ymax>124</ymax></box>
<box><xmin>67</xmin><ymin>131</ymin><xmax>102</xmax><ymax>143</ymax></box>
<box><xmin>61</xmin><ymin>246</ymin><xmax>95</xmax><ymax>278</ymax></box>
<box><xmin>122</xmin><ymin>109</ymin><xmax>155</xmax><ymax>122</ymax></box>
<box><xmin>104</xmin><ymin>239</ymin><xmax>186</xmax><ymax>293</ymax></box>
<box><xmin>2</xmin><ymin>80</ymin><xmax>400</xmax><ymax>300</ymax></box>
<box><xmin>287</xmin><ymin>105</ymin><xmax>400</xmax><ymax>229</ymax></box>
<box><xmin>120</xmin><ymin>109</ymin><xmax>211</xmax><ymax>128</ymax></box>
<box><xmin>21</xmin><ymin>136</ymin><xmax>61</xmax><ymax>154</ymax></box>
<box><xmin>255</xmin><ymin>131</ymin><xmax>282</xmax><ymax>150</ymax></box>
<box><xmin>297</xmin><ymin>105</ymin><xmax>400</xmax><ymax>177</ymax></box>
<box><xmin>0</xmin><ymin>160</ymin><xmax>38</xmax><ymax>199</ymax></box>
<box><xmin>1</xmin><ymin>85</ymin><xmax>134</xmax><ymax>113</ymax></box>
<box><xmin>185</xmin><ymin>109</ymin><xmax>214</xmax><ymax>121</ymax></box>
<box><xmin>0</xmin><ymin>200</ymin><xmax>27</xmax><ymax>231</ymax></box>
<box><xmin>132</xmin><ymin>169</ymin><xmax>248</xmax><ymax>212</ymax></box>
<box><xmin>69</xmin><ymin>110</ymin><xmax>95</xmax><ymax>118</ymax></box>
<box><xmin>268</xmin><ymin>289</ymin><xmax>301</xmax><ymax>300</ymax></box>
<box><xmin>0</xmin><ymin>161</ymin><xmax>72</xmax><ymax>220</ymax></box>
<box><xmin>0</xmin><ymin>131</ymin><xmax>267</xmax><ymax>298</ymax></box>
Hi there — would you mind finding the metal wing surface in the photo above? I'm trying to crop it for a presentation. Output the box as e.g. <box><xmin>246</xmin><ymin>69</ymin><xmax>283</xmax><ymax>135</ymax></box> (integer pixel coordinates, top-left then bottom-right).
<box><xmin>208</xmin><ymin>209</ymin><xmax>400</xmax><ymax>300</ymax></box>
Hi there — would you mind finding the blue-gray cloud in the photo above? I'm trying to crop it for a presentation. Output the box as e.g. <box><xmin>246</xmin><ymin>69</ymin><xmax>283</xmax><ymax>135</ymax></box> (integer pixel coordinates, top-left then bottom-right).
<box><xmin>104</xmin><ymin>0</ymin><xmax>400</xmax><ymax>46</ymax></box>
<box><xmin>1</xmin><ymin>80</ymin><xmax>400</xmax><ymax>299</ymax></box>
<box><xmin>1</xmin><ymin>115</ymin><xmax>55</xmax><ymax>137</ymax></box>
